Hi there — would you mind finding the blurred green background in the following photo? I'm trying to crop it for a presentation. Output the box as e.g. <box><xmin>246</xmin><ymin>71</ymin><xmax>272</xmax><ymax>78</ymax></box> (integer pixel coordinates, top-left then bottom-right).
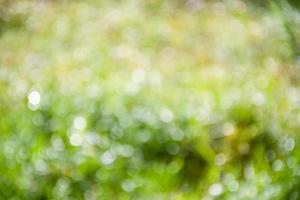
<box><xmin>1</xmin><ymin>0</ymin><xmax>300</xmax><ymax>199</ymax></box>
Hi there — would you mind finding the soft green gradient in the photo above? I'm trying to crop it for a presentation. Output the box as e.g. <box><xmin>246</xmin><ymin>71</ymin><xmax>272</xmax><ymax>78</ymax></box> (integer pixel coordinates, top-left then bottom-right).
<box><xmin>1</xmin><ymin>0</ymin><xmax>300</xmax><ymax>199</ymax></box>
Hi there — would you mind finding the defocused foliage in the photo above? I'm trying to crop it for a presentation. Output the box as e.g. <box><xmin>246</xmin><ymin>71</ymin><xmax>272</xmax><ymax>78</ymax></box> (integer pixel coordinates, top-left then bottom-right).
<box><xmin>1</xmin><ymin>0</ymin><xmax>300</xmax><ymax>199</ymax></box>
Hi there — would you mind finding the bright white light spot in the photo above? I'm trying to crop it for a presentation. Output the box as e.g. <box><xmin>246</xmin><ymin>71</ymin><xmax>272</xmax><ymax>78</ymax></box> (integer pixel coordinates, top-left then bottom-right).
<box><xmin>73</xmin><ymin>116</ymin><xmax>87</xmax><ymax>130</ymax></box>
<box><xmin>272</xmin><ymin>159</ymin><xmax>283</xmax><ymax>171</ymax></box>
<box><xmin>149</xmin><ymin>71</ymin><xmax>162</xmax><ymax>87</ymax></box>
<box><xmin>126</xmin><ymin>82</ymin><xmax>140</xmax><ymax>95</ymax></box>
<box><xmin>215</xmin><ymin>153</ymin><xmax>227</xmax><ymax>166</ymax></box>
<box><xmin>28</xmin><ymin>90</ymin><xmax>41</xmax><ymax>109</ymax></box>
<box><xmin>160</xmin><ymin>108</ymin><xmax>174</xmax><ymax>123</ymax></box>
<box><xmin>252</xmin><ymin>92</ymin><xmax>265</xmax><ymax>106</ymax></box>
<box><xmin>70</xmin><ymin>133</ymin><xmax>82</xmax><ymax>146</ymax></box>
<box><xmin>132</xmin><ymin>68</ymin><xmax>145</xmax><ymax>83</ymax></box>
<box><xmin>244</xmin><ymin>163</ymin><xmax>254</xmax><ymax>179</ymax></box>
<box><xmin>35</xmin><ymin>159</ymin><xmax>48</xmax><ymax>173</ymax></box>
<box><xmin>87</xmin><ymin>84</ymin><xmax>101</xmax><ymax>98</ymax></box>
<box><xmin>100</xmin><ymin>151</ymin><xmax>116</xmax><ymax>165</ymax></box>
<box><xmin>284</xmin><ymin>138</ymin><xmax>295</xmax><ymax>151</ymax></box>
<box><xmin>121</xmin><ymin>179</ymin><xmax>136</xmax><ymax>192</ymax></box>
<box><xmin>222</xmin><ymin>123</ymin><xmax>235</xmax><ymax>136</ymax></box>
<box><xmin>209</xmin><ymin>183</ymin><xmax>223</xmax><ymax>196</ymax></box>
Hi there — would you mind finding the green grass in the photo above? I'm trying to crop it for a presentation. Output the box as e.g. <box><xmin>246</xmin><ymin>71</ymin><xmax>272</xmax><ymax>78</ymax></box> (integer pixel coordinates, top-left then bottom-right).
<box><xmin>1</xmin><ymin>0</ymin><xmax>300</xmax><ymax>199</ymax></box>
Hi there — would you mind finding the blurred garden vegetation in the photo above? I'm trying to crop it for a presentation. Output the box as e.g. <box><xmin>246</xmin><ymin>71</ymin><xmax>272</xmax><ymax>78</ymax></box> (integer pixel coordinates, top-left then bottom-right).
<box><xmin>1</xmin><ymin>0</ymin><xmax>300</xmax><ymax>199</ymax></box>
